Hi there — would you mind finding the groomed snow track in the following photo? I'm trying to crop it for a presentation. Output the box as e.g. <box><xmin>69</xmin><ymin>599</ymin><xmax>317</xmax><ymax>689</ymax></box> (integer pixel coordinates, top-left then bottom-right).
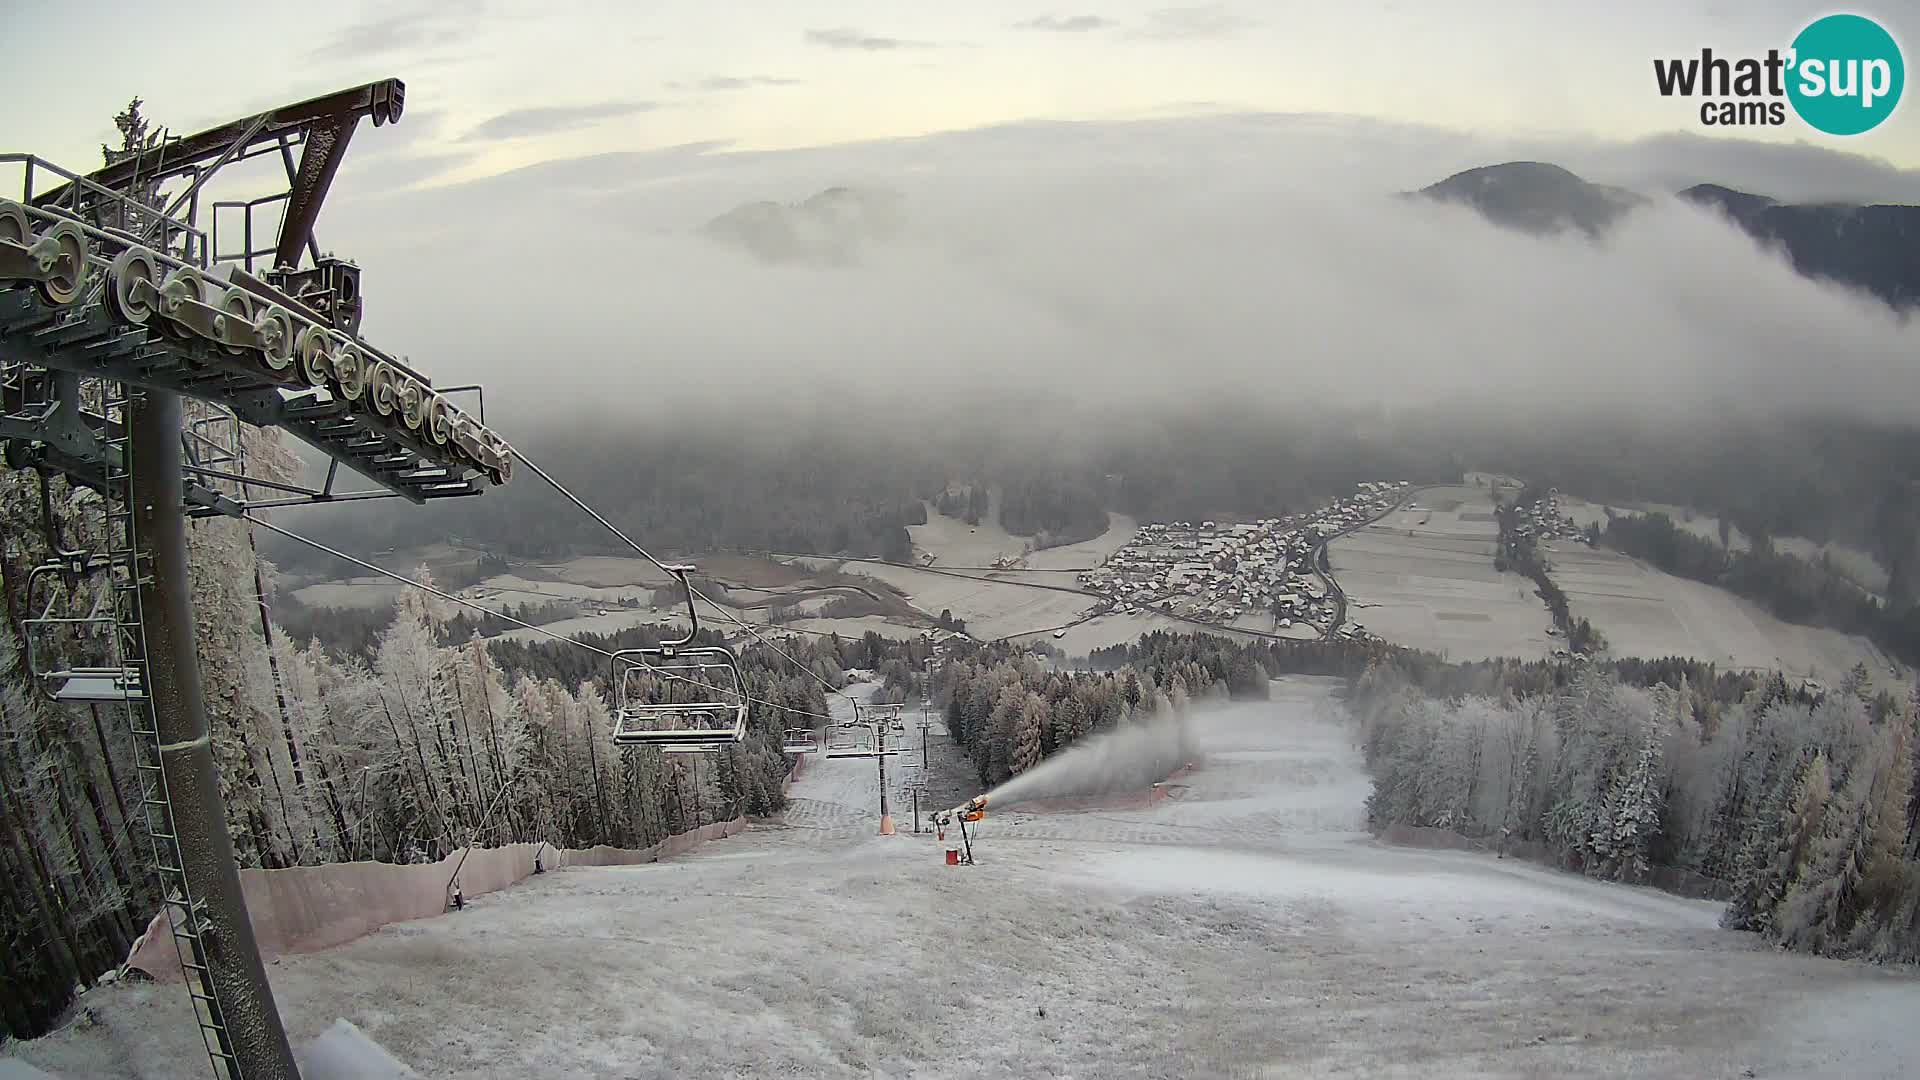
<box><xmin>10</xmin><ymin>678</ymin><xmax>1920</xmax><ymax>1079</ymax></box>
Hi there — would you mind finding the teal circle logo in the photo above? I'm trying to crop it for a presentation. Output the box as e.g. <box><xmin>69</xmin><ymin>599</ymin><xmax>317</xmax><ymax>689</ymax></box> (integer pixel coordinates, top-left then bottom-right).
<box><xmin>1787</xmin><ymin>14</ymin><xmax>1904</xmax><ymax>135</ymax></box>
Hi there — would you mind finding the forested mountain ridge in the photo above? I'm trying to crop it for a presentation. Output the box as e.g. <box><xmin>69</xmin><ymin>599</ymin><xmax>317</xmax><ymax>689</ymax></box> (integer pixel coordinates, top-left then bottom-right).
<box><xmin>1418</xmin><ymin>161</ymin><xmax>1920</xmax><ymax>311</ymax></box>
<box><xmin>1678</xmin><ymin>182</ymin><xmax>1920</xmax><ymax>311</ymax></box>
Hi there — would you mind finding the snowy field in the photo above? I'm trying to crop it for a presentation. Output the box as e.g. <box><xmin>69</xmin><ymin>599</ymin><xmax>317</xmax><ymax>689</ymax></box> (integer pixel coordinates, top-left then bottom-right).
<box><xmin>16</xmin><ymin>677</ymin><xmax>1920</xmax><ymax>1079</ymax></box>
<box><xmin>1563</xmin><ymin>498</ymin><xmax>1752</xmax><ymax>552</ymax></box>
<box><xmin>293</xmin><ymin>570</ymin><xmax>657</xmax><ymax>614</ymax></box>
<box><xmin>907</xmin><ymin>498</ymin><xmax>1031</xmax><ymax>566</ymax></box>
<box><xmin>1023</xmin><ymin>513</ymin><xmax>1138</xmax><ymax>570</ymax></box>
<box><xmin>287</xmin><ymin>512</ymin><xmax>1135</xmax><ymax>648</ymax></box>
<box><xmin>288</xmin><ymin>576</ymin><xmax>410</xmax><ymax>609</ymax></box>
<box><xmin>1558</xmin><ymin>497</ymin><xmax>1891</xmax><ymax>598</ymax></box>
<box><xmin>786</xmin><ymin>615</ymin><xmax>928</xmax><ymax>641</ymax></box>
<box><xmin>796</xmin><ymin>559</ymin><xmax>1095</xmax><ymax>642</ymax></box>
<box><xmin>908</xmin><ymin>502</ymin><xmax>1136</xmax><ymax>570</ymax></box>
<box><xmin>1330</xmin><ymin>487</ymin><xmax>1558</xmax><ymax>662</ymax></box>
<box><xmin>1772</xmin><ymin>536</ymin><xmax>1890</xmax><ymax>596</ymax></box>
<box><xmin>1014</xmin><ymin>612</ymin><xmax>1304</xmax><ymax>658</ymax></box>
<box><xmin>1546</xmin><ymin>541</ymin><xmax>1904</xmax><ymax>683</ymax></box>
<box><xmin>1008</xmin><ymin>611</ymin><xmax>1185</xmax><ymax>654</ymax></box>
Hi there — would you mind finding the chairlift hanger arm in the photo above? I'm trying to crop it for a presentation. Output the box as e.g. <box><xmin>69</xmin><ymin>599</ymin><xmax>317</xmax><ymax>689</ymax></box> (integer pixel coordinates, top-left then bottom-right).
<box><xmin>659</xmin><ymin>564</ymin><xmax>700</xmax><ymax>649</ymax></box>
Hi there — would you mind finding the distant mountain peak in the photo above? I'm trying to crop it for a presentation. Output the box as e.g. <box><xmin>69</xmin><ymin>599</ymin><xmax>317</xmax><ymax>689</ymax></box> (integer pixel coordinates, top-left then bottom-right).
<box><xmin>1415</xmin><ymin>161</ymin><xmax>1646</xmax><ymax>237</ymax></box>
<box><xmin>703</xmin><ymin>186</ymin><xmax>905</xmax><ymax>266</ymax></box>
<box><xmin>1422</xmin><ymin>161</ymin><xmax>1920</xmax><ymax>311</ymax></box>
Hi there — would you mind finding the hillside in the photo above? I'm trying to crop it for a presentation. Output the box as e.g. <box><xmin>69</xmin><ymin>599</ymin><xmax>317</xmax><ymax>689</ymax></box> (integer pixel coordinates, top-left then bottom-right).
<box><xmin>1679</xmin><ymin>183</ymin><xmax>1920</xmax><ymax>310</ymax></box>
<box><xmin>1412</xmin><ymin>161</ymin><xmax>1646</xmax><ymax>236</ymax></box>
<box><xmin>702</xmin><ymin>186</ymin><xmax>906</xmax><ymax>265</ymax></box>
<box><xmin>1416</xmin><ymin>162</ymin><xmax>1920</xmax><ymax>311</ymax></box>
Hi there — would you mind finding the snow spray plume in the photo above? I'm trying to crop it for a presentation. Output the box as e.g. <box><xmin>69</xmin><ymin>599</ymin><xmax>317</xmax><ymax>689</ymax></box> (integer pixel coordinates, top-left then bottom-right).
<box><xmin>976</xmin><ymin>711</ymin><xmax>1198</xmax><ymax>810</ymax></box>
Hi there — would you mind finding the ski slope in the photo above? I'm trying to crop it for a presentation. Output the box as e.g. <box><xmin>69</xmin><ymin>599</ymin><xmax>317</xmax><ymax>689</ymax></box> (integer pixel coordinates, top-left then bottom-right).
<box><xmin>12</xmin><ymin>679</ymin><xmax>1920</xmax><ymax>1079</ymax></box>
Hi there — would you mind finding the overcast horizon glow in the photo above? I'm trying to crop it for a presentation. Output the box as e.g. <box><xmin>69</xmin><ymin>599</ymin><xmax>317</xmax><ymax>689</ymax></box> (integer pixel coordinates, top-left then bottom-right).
<box><xmin>4</xmin><ymin>1</ymin><xmax>1917</xmax><ymax>186</ymax></box>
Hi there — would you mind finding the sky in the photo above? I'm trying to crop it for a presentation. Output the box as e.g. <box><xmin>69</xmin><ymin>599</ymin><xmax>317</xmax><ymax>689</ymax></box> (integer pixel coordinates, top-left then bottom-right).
<box><xmin>4</xmin><ymin>0</ymin><xmax>1919</xmax><ymax>182</ymax></box>
<box><xmin>4</xmin><ymin>0</ymin><xmax>1919</xmax><ymax>443</ymax></box>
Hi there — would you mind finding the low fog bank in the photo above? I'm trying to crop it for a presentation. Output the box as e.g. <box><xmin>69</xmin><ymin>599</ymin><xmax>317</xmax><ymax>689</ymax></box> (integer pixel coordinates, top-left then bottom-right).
<box><xmin>978</xmin><ymin>693</ymin><xmax>1348</xmax><ymax>811</ymax></box>
<box><xmin>981</xmin><ymin>709</ymin><xmax>1201</xmax><ymax>810</ymax></box>
<box><xmin>314</xmin><ymin>114</ymin><xmax>1920</xmax><ymax>435</ymax></box>
<box><xmin>261</xmin><ymin>115</ymin><xmax>1920</xmax><ymax>576</ymax></box>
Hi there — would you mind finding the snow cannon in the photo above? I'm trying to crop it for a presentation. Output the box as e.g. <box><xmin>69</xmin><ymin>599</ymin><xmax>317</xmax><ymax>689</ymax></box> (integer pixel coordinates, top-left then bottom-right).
<box><xmin>932</xmin><ymin>795</ymin><xmax>986</xmax><ymax>866</ymax></box>
<box><xmin>930</xmin><ymin>794</ymin><xmax>985</xmax><ymax>829</ymax></box>
<box><xmin>954</xmin><ymin>794</ymin><xmax>988</xmax><ymax>822</ymax></box>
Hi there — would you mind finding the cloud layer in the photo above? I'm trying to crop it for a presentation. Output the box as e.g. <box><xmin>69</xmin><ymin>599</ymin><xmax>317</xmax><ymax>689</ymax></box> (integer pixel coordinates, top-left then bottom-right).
<box><xmin>323</xmin><ymin>113</ymin><xmax>1920</xmax><ymax>436</ymax></box>
<box><xmin>1016</xmin><ymin>15</ymin><xmax>1117</xmax><ymax>33</ymax></box>
<box><xmin>1137</xmin><ymin>5</ymin><xmax>1256</xmax><ymax>40</ymax></box>
<box><xmin>805</xmin><ymin>28</ymin><xmax>937</xmax><ymax>51</ymax></box>
<box><xmin>461</xmin><ymin>102</ymin><xmax>660</xmax><ymax>142</ymax></box>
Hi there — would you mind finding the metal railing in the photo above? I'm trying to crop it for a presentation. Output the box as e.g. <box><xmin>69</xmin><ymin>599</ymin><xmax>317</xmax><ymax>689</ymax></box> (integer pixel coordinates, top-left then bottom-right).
<box><xmin>2</xmin><ymin>154</ymin><xmax>207</xmax><ymax>265</ymax></box>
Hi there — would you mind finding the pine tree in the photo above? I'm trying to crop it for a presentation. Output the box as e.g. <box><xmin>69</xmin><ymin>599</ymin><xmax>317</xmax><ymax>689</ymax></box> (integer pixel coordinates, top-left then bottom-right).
<box><xmin>1010</xmin><ymin>693</ymin><xmax>1046</xmax><ymax>775</ymax></box>
<box><xmin>1846</xmin><ymin>717</ymin><xmax>1915</xmax><ymax>956</ymax></box>
<box><xmin>1052</xmin><ymin>695</ymin><xmax>1087</xmax><ymax>753</ymax></box>
<box><xmin>1776</xmin><ymin>762</ymin><xmax>1874</xmax><ymax>952</ymax></box>
<box><xmin>1604</xmin><ymin>716</ymin><xmax>1664</xmax><ymax>881</ymax></box>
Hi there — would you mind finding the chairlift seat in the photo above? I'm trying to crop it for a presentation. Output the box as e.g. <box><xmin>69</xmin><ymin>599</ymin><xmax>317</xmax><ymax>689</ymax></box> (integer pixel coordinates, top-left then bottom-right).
<box><xmin>608</xmin><ymin>564</ymin><xmax>749</xmax><ymax>748</ymax></box>
<box><xmin>659</xmin><ymin>741</ymin><xmax>733</xmax><ymax>755</ymax></box>
<box><xmin>51</xmin><ymin>669</ymin><xmax>146</xmax><ymax>702</ymax></box>
<box><xmin>22</xmin><ymin>560</ymin><xmax>139</xmax><ymax>705</ymax></box>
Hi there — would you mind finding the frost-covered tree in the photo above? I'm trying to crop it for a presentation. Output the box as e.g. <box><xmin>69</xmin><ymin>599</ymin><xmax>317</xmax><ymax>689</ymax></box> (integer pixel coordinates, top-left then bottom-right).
<box><xmin>1601</xmin><ymin>713</ymin><xmax>1665</xmax><ymax>881</ymax></box>
<box><xmin>1010</xmin><ymin>692</ymin><xmax>1046</xmax><ymax>775</ymax></box>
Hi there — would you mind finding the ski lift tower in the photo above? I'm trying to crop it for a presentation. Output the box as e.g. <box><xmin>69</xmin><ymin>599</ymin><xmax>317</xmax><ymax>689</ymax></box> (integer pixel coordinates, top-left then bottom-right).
<box><xmin>1</xmin><ymin>81</ymin><xmax>512</xmax><ymax>1080</ymax></box>
<box><xmin>831</xmin><ymin>702</ymin><xmax>908</xmax><ymax>833</ymax></box>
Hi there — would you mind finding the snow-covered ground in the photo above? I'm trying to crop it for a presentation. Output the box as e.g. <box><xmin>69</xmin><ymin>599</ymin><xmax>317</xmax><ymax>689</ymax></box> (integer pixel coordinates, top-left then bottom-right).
<box><xmin>1558</xmin><ymin>497</ymin><xmax>1892</xmax><ymax>598</ymax></box>
<box><xmin>1023</xmin><ymin>513</ymin><xmax>1138</xmax><ymax>571</ymax></box>
<box><xmin>1547</xmin><ymin>541</ymin><xmax>1904</xmax><ymax>684</ymax></box>
<box><xmin>908</xmin><ymin>502</ymin><xmax>1136</xmax><ymax>572</ymax></box>
<box><xmin>795</xmin><ymin>558</ymin><xmax>1095</xmax><ymax>642</ymax></box>
<box><xmin>13</xmin><ymin>678</ymin><xmax>1920</xmax><ymax>1079</ymax></box>
<box><xmin>1330</xmin><ymin>487</ymin><xmax>1559</xmax><ymax>662</ymax></box>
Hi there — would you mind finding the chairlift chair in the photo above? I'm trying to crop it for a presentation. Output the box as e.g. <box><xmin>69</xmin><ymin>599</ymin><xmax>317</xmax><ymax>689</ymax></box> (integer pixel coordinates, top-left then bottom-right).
<box><xmin>609</xmin><ymin>565</ymin><xmax>748</xmax><ymax>748</ymax></box>
<box><xmin>781</xmin><ymin>727</ymin><xmax>819</xmax><ymax>754</ymax></box>
<box><xmin>21</xmin><ymin>559</ymin><xmax>146</xmax><ymax>702</ymax></box>
<box><xmin>824</xmin><ymin>723</ymin><xmax>877</xmax><ymax>758</ymax></box>
<box><xmin>824</xmin><ymin>723</ymin><xmax>907</xmax><ymax>759</ymax></box>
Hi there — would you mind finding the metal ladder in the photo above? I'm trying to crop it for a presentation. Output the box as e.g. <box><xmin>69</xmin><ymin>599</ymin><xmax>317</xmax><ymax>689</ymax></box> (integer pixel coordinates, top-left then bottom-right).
<box><xmin>100</xmin><ymin>383</ymin><xmax>244</xmax><ymax>1080</ymax></box>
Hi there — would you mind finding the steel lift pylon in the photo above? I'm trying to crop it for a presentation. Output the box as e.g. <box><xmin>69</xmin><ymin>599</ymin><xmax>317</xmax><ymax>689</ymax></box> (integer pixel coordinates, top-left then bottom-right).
<box><xmin>1</xmin><ymin>80</ymin><xmax>511</xmax><ymax>1080</ymax></box>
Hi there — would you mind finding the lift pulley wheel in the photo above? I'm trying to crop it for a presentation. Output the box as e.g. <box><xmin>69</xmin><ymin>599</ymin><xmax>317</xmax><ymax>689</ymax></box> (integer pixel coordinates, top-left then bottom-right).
<box><xmin>0</xmin><ymin>201</ymin><xmax>28</xmax><ymax>247</ymax></box>
<box><xmin>296</xmin><ymin>325</ymin><xmax>333</xmax><ymax>387</ymax></box>
<box><xmin>34</xmin><ymin>223</ymin><xmax>88</xmax><ymax>307</ymax></box>
<box><xmin>106</xmin><ymin>246</ymin><xmax>160</xmax><ymax>326</ymax></box>
<box><xmin>217</xmin><ymin>286</ymin><xmax>255</xmax><ymax>357</ymax></box>
<box><xmin>399</xmin><ymin>378</ymin><xmax>427</xmax><ymax>431</ymax></box>
<box><xmin>368</xmin><ymin>361</ymin><xmax>398</xmax><ymax>416</ymax></box>
<box><xmin>333</xmin><ymin>343</ymin><xmax>367</xmax><ymax>401</ymax></box>
<box><xmin>257</xmin><ymin>307</ymin><xmax>297</xmax><ymax>372</ymax></box>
